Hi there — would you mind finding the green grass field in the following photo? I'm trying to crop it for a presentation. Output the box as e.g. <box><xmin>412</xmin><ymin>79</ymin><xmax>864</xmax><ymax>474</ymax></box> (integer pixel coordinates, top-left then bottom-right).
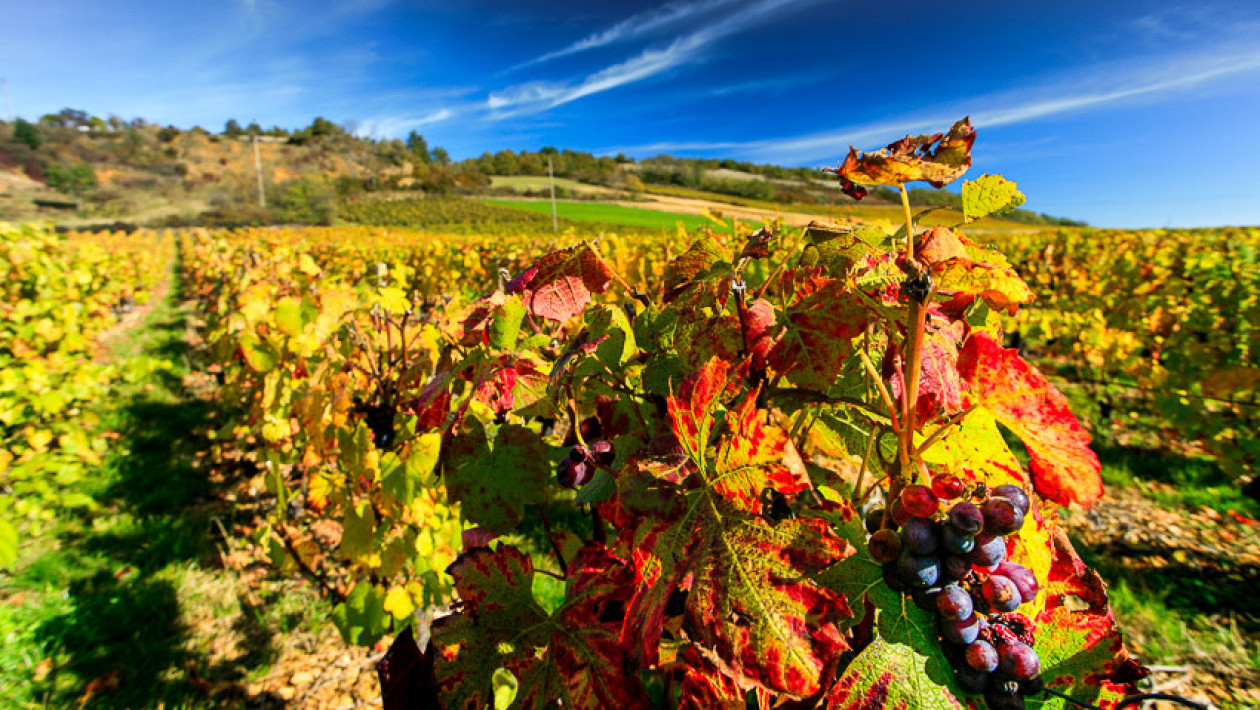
<box><xmin>484</xmin><ymin>198</ymin><xmax>745</xmax><ymax>231</ymax></box>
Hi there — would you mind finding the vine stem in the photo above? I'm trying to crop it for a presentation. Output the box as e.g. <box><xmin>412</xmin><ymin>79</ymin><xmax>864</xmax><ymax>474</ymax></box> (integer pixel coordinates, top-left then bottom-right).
<box><xmin>892</xmin><ymin>184</ymin><xmax>926</xmax><ymax>507</ymax></box>
<box><xmin>858</xmin><ymin>350</ymin><xmax>901</xmax><ymax>434</ymax></box>
<box><xmin>540</xmin><ymin>485</ymin><xmax>568</xmax><ymax>577</ymax></box>
<box><xmin>900</xmin><ymin>184</ymin><xmax>915</xmax><ymax>262</ymax></box>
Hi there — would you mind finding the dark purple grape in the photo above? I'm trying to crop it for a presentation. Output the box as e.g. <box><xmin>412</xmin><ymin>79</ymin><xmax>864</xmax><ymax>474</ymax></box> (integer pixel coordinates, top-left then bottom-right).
<box><xmin>931</xmin><ymin>473</ymin><xmax>966</xmax><ymax>501</ymax></box>
<box><xmin>900</xmin><ymin>517</ymin><xmax>939</xmax><ymax>555</ymax></box>
<box><xmin>864</xmin><ymin>507</ymin><xmax>885</xmax><ymax>534</ymax></box>
<box><xmin>882</xmin><ymin>563</ymin><xmax>907</xmax><ymax>593</ymax></box>
<box><xmin>996</xmin><ymin>561</ymin><xmax>1040</xmax><ymax>601</ymax></box>
<box><xmin>955</xmin><ymin>665</ymin><xmax>990</xmax><ymax>694</ymax></box>
<box><xmin>965</xmin><ymin>640</ymin><xmax>999</xmax><ymax>672</ymax></box>
<box><xmin>966</xmin><ymin>533</ymin><xmax>1006</xmax><ymax>567</ymax></box>
<box><xmin>949</xmin><ymin>501</ymin><xmax>984</xmax><ymax>535</ymax></box>
<box><xmin>940</xmin><ymin>614</ymin><xmax>981</xmax><ymax>644</ymax></box>
<box><xmin>935</xmin><ymin>585</ymin><xmax>974</xmax><ymax>621</ymax></box>
<box><xmin>991</xmin><ymin>484</ymin><xmax>1031</xmax><ymax>515</ymax></box>
<box><xmin>568</xmin><ymin>445</ymin><xmax>590</xmax><ymax>463</ymax></box>
<box><xmin>590</xmin><ymin>440</ymin><xmax>616</xmax><ymax>466</ymax></box>
<box><xmin>868</xmin><ymin>529</ymin><xmax>902</xmax><ymax>564</ymax></box>
<box><xmin>911</xmin><ymin>585</ymin><xmax>943</xmax><ymax>611</ymax></box>
<box><xmin>981</xmin><ymin>497</ymin><xmax>1025</xmax><ymax>535</ymax></box>
<box><xmin>896</xmin><ymin>551</ymin><xmax>940</xmax><ymax>588</ymax></box>
<box><xmin>941</xmin><ymin>555</ymin><xmax>971</xmax><ymax>581</ymax></box>
<box><xmin>984</xmin><ymin>575</ymin><xmax>1023</xmax><ymax>612</ymax></box>
<box><xmin>984</xmin><ymin>687</ymin><xmax>1026</xmax><ymax>710</ymax></box>
<box><xmin>900</xmin><ymin>484</ymin><xmax>940</xmax><ymax>518</ymax></box>
<box><xmin>557</xmin><ymin>458</ymin><xmax>591</xmax><ymax>488</ymax></box>
<box><xmin>941</xmin><ymin>524</ymin><xmax>975</xmax><ymax>555</ymax></box>
<box><xmin>997</xmin><ymin>641</ymin><xmax>1041</xmax><ymax>680</ymax></box>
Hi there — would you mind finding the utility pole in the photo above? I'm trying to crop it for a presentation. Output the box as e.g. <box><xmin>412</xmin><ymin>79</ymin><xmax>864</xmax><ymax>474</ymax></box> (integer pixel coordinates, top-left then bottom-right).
<box><xmin>252</xmin><ymin>134</ymin><xmax>266</xmax><ymax>208</ymax></box>
<box><xmin>548</xmin><ymin>156</ymin><xmax>558</xmax><ymax>232</ymax></box>
<box><xmin>2</xmin><ymin>79</ymin><xmax>13</xmax><ymax>122</ymax></box>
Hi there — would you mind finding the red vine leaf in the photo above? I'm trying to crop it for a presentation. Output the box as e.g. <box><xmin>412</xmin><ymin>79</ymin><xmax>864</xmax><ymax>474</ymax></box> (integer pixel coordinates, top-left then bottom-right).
<box><xmin>679</xmin><ymin>649</ymin><xmax>746</xmax><ymax>710</ymax></box>
<box><xmin>1032</xmin><ymin>528</ymin><xmax>1134</xmax><ymax>706</ymax></box>
<box><xmin>887</xmin><ymin>323</ymin><xmax>965</xmax><ymax>425</ymax></box>
<box><xmin>767</xmin><ymin>269</ymin><xmax>869</xmax><ymax>390</ymax></box>
<box><xmin>712</xmin><ymin>388</ymin><xmax>811</xmax><ymax>513</ymax></box>
<box><xmin>832</xmin><ymin>118</ymin><xmax>975</xmax><ymax>197</ymax></box>
<box><xmin>957</xmin><ymin>332</ymin><xmax>1103</xmax><ymax>508</ymax></box>
<box><xmin>514</xmin><ymin>243</ymin><xmax>614</xmax><ymax>322</ymax></box>
<box><xmin>667</xmin><ymin>357</ymin><xmax>731</xmax><ymax>456</ymax></box>
<box><xmin>686</xmin><ymin>515</ymin><xmax>854</xmax><ymax>697</ymax></box>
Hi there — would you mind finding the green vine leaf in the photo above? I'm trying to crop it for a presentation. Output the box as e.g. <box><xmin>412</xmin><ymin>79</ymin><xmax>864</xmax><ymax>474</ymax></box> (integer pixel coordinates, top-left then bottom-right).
<box><xmin>962</xmin><ymin>173</ymin><xmax>1026</xmax><ymax>222</ymax></box>
<box><xmin>446</xmin><ymin>420</ymin><xmax>549</xmax><ymax>534</ymax></box>
<box><xmin>820</xmin><ymin>637</ymin><xmax>964</xmax><ymax>709</ymax></box>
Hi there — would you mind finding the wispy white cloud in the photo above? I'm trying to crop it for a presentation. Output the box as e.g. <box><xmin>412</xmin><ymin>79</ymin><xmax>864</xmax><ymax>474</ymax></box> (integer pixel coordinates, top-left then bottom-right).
<box><xmin>509</xmin><ymin>0</ymin><xmax>745</xmax><ymax>71</ymax></box>
<box><xmin>602</xmin><ymin>42</ymin><xmax>1260</xmax><ymax>164</ymax></box>
<box><xmin>489</xmin><ymin>0</ymin><xmax>817</xmax><ymax>116</ymax></box>
<box><xmin>353</xmin><ymin>108</ymin><xmax>455</xmax><ymax>138</ymax></box>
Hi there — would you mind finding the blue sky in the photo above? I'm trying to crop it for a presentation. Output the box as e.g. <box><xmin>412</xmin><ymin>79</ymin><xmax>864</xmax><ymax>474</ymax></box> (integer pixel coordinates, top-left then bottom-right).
<box><xmin>3</xmin><ymin>0</ymin><xmax>1259</xmax><ymax>227</ymax></box>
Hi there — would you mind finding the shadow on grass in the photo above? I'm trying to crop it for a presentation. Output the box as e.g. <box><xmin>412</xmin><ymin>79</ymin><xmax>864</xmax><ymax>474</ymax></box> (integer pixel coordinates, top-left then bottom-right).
<box><xmin>29</xmin><ymin>273</ymin><xmax>285</xmax><ymax>709</ymax></box>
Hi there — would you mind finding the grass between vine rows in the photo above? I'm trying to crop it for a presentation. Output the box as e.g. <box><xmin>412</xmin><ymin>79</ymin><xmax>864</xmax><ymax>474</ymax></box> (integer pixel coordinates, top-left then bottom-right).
<box><xmin>0</xmin><ymin>258</ymin><xmax>333</xmax><ymax>709</ymax></box>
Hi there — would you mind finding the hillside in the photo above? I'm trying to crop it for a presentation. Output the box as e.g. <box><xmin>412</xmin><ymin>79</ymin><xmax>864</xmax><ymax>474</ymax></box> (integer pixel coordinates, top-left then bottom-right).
<box><xmin>0</xmin><ymin>110</ymin><xmax>1084</xmax><ymax>230</ymax></box>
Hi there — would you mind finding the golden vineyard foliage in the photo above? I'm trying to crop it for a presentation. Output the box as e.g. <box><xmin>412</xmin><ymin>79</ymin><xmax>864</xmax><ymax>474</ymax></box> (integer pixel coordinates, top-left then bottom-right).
<box><xmin>1001</xmin><ymin>227</ymin><xmax>1260</xmax><ymax>474</ymax></box>
<box><xmin>0</xmin><ymin>224</ymin><xmax>172</xmax><ymax>565</ymax></box>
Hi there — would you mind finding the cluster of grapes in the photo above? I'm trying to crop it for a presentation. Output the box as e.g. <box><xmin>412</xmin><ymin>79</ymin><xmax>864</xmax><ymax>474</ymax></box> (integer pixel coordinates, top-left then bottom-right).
<box><xmin>556</xmin><ymin>441</ymin><xmax>615</xmax><ymax>488</ymax></box>
<box><xmin>867</xmin><ymin>477</ymin><xmax>1044</xmax><ymax>709</ymax></box>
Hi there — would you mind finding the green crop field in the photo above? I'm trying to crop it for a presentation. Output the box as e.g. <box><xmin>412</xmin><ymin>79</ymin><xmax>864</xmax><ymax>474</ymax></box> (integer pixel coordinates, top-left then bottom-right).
<box><xmin>483</xmin><ymin>197</ymin><xmax>750</xmax><ymax>231</ymax></box>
